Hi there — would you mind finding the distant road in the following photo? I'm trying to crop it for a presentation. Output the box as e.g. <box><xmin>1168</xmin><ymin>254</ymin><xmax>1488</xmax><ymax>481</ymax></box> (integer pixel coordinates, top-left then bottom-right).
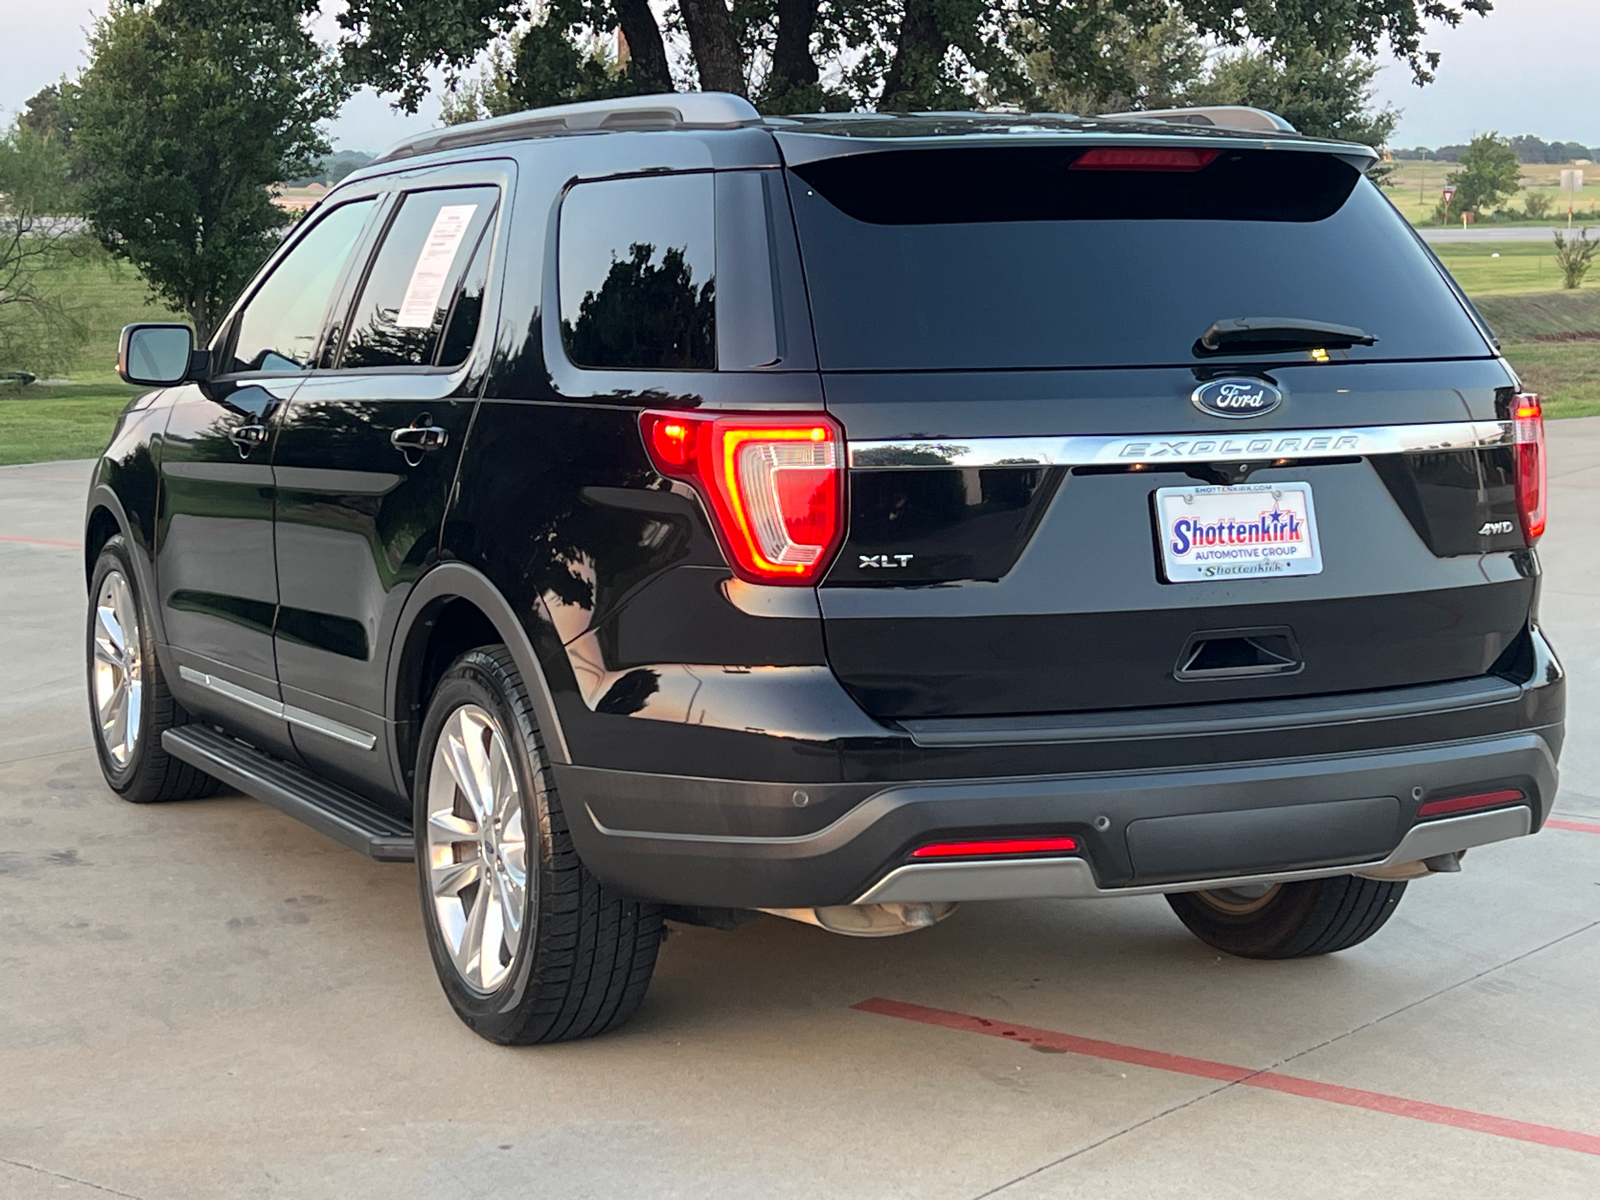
<box><xmin>1418</xmin><ymin>226</ymin><xmax>1587</xmax><ymax>243</ymax></box>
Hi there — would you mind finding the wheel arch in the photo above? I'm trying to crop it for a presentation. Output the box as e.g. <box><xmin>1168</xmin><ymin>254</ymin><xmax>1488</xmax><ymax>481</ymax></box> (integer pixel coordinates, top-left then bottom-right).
<box><xmin>386</xmin><ymin>562</ymin><xmax>571</xmax><ymax>796</ymax></box>
<box><xmin>84</xmin><ymin>483</ymin><xmax>170</xmax><ymax>651</ymax></box>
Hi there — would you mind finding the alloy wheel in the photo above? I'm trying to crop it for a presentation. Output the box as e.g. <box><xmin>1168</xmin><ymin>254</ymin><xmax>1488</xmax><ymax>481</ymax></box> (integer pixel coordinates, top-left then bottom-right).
<box><xmin>424</xmin><ymin>703</ymin><xmax>530</xmax><ymax>994</ymax></box>
<box><xmin>1192</xmin><ymin>882</ymin><xmax>1282</xmax><ymax>916</ymax></box>
<box><xmin>92</xmin><ymin>570</ymin><xmax>143</xmax><ymax>769</ymax></box>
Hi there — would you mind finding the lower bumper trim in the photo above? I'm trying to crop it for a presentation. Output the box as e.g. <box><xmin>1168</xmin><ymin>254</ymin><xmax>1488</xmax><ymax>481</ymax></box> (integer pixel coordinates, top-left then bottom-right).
<box><xmin>852</xmin><ymin>807</ymin><xmax>1533</xmax><ymax>904</ymax></box>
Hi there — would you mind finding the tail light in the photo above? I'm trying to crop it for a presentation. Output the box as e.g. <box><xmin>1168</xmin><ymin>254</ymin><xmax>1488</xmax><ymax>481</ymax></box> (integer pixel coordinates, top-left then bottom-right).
<box><xmin>640</xmin><ymin>410</ymin><xmax>845</xmax><ymax>584</ymax></box>
<box><xmin>911</xmin><ymin>836</ymin><xmax>1080</xmax><ymax>859</ymax></box>
<box><xmin>1070</xmin><ymin>147</ymin><xmax>1219</xmax><ymax>172</ymax></box>
<box><xmin>1513</xmin><ymin>393</ymin><xmax>1546</xmax><ymax>543</ymax></box>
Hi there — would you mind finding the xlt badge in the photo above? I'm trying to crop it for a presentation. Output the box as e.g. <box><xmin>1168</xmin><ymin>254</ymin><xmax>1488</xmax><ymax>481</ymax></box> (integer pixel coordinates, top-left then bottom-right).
<box><xmin>1192</xmin><ymin>378</ymin><xmax>1283</xmax><ymax>419</ymax></box>
<box><xmin>860</xmin><ymin>554</ymin><xmax>914</xmax><ymax>568</ymax></box>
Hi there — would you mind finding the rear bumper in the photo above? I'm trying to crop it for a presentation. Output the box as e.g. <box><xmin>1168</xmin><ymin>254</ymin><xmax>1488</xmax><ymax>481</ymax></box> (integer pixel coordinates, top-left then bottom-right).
<box><xmin>557</xmin><ymin>727</ymin><xmax>1561</xmax><ymax>909</ymax></box>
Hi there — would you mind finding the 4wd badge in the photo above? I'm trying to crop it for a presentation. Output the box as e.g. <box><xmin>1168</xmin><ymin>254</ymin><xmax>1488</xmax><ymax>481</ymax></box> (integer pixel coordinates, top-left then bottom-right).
<box><xmin>1192</xmin><ymin>378</ymin><xmax>1283</xmax><ymax>419</ymax></box>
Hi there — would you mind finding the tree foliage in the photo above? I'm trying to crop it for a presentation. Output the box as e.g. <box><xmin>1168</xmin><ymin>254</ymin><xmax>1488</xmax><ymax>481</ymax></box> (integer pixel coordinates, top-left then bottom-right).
<box><xmin>72</xmin><ymin>0</ymin><xmax>346</xmax><ymax>341</ymax></box>
<box><xmin>334</xmin><ymin>0</ymin><xmax>1491</xmax><ymax>118</ymax></box>
<box><xmin>0</xmin><ymin>121</ymin><xmax>91</xmax><ymax>379</ymax></box>
<box><xmin>1444</xmin><ymin>132</ymin><xmax>1521</xmax><ymax>219</ymax></box>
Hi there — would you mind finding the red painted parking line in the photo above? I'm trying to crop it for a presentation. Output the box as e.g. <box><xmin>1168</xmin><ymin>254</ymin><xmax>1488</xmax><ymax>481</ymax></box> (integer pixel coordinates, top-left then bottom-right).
<box><xmin>854</xmin><ymin>997</ymin><xmax>1600</xmax><ymax>1158</ymax></box>
<box><xmin>1548</xmin><ymin>818</ymin><xmax>1600</xmax><ymax>835</ymax></box>
<box><xmin>0</xmin><ymin>534</ymin><xmax>82</xmax><ymax>548</ymax></box>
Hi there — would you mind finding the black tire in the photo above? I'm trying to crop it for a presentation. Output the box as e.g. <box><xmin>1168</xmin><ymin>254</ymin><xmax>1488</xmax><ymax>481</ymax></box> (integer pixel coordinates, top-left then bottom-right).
<box><xmin>415</xmin><ymin>646</ymin><xmax>663</xmax><ymax>1044</ymax></box>
<box><xmin>87</xmin><ymin>536</ymin><xmax>221</xmax><ymax>804</ymax></box>
<box><xmin>1166</xmin><ymin>875</ymin><xmax>1407</xmax><ymax>959</ymax></box>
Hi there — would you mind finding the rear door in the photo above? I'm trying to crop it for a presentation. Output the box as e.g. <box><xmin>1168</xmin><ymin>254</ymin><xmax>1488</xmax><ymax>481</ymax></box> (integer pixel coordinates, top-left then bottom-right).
<box><xmin>779</xmin><ymin>141</ymin><xmax>1530</xmax><ymax>719</ymax></box>
<box><xmin>269</xmin><ymin>171</ymin><xmax>506</xmax><ymax>804</ymax></box>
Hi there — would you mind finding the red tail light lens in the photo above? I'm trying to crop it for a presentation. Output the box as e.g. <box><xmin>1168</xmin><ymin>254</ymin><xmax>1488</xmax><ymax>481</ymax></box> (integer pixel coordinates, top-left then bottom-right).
<box><xmin>640</xmin><ymin>411</ymin><xmax>845</xmax><ymax>584</ymax></box>
<box><xmin>1070</xmin><ymin>147</ymin><xmax>1219</xmax><ymax>172</ymax></box>
<box><xmin>1513</xmin><ymin>392</ymin><xmax>1546</xmax><ymax>543</ymax></box>
<box><xmin>911</xmin><ymin>836</ymin><xmax>1080</xmax><ymax>859</ymax></box>
<box><xmin>1417</xmin><ymin>788</ymin><xmax>1526</xmax><ymax>819</ymax></box>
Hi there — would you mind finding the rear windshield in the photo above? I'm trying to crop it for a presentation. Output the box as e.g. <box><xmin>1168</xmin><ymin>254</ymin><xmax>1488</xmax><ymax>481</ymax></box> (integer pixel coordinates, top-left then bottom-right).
<box><xmin>786</xmin><ymin>147</ymin><xmax>1491</xmax><ymax>370</ymax></box>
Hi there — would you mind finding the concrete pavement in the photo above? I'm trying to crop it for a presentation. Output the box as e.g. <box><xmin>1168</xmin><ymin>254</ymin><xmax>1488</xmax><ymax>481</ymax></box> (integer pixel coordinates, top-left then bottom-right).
<box><xmin>1</xmin><ymin>428</ymin><xmax>1598</xmax><ymax>1199</ymax></box>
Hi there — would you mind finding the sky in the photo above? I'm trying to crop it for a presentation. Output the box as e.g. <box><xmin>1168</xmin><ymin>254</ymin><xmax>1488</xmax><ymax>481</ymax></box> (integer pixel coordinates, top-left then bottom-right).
<box><xmin>0</xmin><ymin>0</ymin><xmax>1594</xmax><ymax>154</ymax></box>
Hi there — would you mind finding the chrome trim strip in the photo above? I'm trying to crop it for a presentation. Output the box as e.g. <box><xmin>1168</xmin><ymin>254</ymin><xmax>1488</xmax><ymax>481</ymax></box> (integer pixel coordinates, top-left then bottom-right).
<box><xmin>178</xmin><ymin>666</ymin><xmax>378</xmax><ymax>751</ymax></box>
<box><xmin>848</xmin><ymin>420</ymin><xmax>1512</xmax><ymax>470</ymax></box>
<box><xmin>851</xmin><ymin>808</ymin><xmax>1532</xmax><ymax>904</ymax></box>
<box><xmin>283</xmin><ymin>704</ymin><xmax>380</xmax><ymax>750</ymax></box>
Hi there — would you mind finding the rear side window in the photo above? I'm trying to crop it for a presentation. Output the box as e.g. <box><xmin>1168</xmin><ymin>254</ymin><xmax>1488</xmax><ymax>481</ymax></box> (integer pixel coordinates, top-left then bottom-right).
<box><xmin>338</xmin><ymin>186</ymin><xmax>499</xmax><ymax>370</ymax></box>
<box><xmin>559</xmin><ymin>174</ymin><xmax>716</xmax><ymax>370</ymax></box>
<box><xmin>787</xmin><ymin>147</ymin><xmax>1493</xmax><ymax>370</ymax></box>
<box><xmin>229</xmin><ymin>199</ymin><xmax>375</xmax><ymax>373</ymax></box>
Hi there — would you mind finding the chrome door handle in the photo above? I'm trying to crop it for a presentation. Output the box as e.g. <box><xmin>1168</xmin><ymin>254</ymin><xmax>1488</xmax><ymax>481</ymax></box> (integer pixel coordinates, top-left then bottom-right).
<box><xmin>390</xmin><ymin>426</ymin><xmax>449</xmax><ymax>453</ymax></box>
<box><xmin>229</xmin><ymin>423</ymin><xmax>268</xmax><ymax>453</ymax></box>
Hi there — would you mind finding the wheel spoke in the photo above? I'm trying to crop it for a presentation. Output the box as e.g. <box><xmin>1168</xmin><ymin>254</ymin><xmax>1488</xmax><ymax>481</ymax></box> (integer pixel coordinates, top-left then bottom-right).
<box><xmin>442</xmin><ymin>723</ymin><xmax>491</xmax><ymax>823</ymax></box>
<box><xmin>479</xmin><ymin>880</ymin><xmax>508</xmax><ymax>983</ymax></box>
<box><xmin>458</xmin><ymin>883</ymin><xmax>489</xmax><ymax>982</ymax></box>
<box><xmin>430</xmin><ymin>857</ymin><xmax>480</xmax><ymax>897</ymax></box>
<box><xmin>96</xmin><ymin>605</ymin><xmax>127</xmax><ymax>658</ymax></box>
<box><xmin>428</xmin><ymin>810</ymin><xmax>477</xmax><ymax>840</ymax></box>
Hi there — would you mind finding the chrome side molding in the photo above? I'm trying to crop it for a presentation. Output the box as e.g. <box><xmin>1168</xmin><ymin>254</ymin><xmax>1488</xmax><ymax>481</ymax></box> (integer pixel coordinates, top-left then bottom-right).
<box><xmin>178</xmin><ymin>666</ymin><xmax>378</xmax><ymax>751</ymax></box>
<box><xmin>848</xmin><ymin>420</ymin><xmax>1513</xmax><ymax>470</ymax></box>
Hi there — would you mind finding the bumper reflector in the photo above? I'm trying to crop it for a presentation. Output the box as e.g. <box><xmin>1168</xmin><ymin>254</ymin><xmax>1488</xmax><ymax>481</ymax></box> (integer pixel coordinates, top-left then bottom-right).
<box><xmin>911</xmin><ymin>836</ymin><xmax>1080</xmax><ymax>860</ymax></box>
<box><xmin>1417</xmin><ymin>788</ymin><xmax>1526</xmax><ymax>819</ymax></box>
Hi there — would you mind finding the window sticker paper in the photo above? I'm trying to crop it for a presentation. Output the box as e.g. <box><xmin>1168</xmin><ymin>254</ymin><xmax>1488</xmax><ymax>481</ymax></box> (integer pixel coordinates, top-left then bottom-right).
<box><xmin>396</xmin><ymin>204</ymin><xmax>478</xmax><ymax>328</ymax></box>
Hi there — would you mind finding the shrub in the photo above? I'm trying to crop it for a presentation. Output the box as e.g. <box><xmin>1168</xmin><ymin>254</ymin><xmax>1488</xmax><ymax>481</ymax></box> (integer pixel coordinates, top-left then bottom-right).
<box><xmin>1553</xmin><ymin>228</ymin><xmax>1596</xmax><ymax>289</ymax></box>
<box><xmin>1524</xmin><ymin>191</ymin><xmax>1554</xmax><ymax>220</ymax></box>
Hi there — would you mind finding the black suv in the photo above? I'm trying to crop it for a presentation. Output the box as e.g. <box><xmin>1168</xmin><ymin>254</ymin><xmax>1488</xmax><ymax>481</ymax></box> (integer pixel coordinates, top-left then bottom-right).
<box><xmin>87</xmin><ymin>94</ymin><xmax>1564</xmax><ymax>1044</ymax></box>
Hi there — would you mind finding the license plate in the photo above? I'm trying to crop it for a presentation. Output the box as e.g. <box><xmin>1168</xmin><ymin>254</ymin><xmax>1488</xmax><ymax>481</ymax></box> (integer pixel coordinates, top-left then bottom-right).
<box><xmin>1155</xmin><ymin>482</ymin><xmax>1323</xmax><ymax>582</ymax></box>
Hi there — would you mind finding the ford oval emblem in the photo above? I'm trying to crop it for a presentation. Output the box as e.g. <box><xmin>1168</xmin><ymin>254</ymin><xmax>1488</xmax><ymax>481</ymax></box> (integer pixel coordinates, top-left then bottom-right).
<box><xmin>1192</xmin><ymin>378</ymin><xmax>1282</xmax><ymax>419</ymax></box>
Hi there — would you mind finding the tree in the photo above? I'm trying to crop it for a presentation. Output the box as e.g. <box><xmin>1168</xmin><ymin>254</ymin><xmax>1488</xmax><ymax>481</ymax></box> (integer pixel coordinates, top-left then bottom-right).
<box><xmin>333</xmin><ymin>0</ymin><xmax>1496</xmax><ymax>117</ymax></box>
<box><xmin>1187</xmin><ymin>47</ymin><xmax>1399</xmax><ymax>147</ymax></box>
<box><xmin>0</xmin><ymin>120</ymin><xmax>91</xmax><ymax>380</ymax></box>
<box><xmin>72</xmin><ymin>0</ymin><xmax>346</xmax><ymax>342</ymax></box>
<box><xmin>1444</xmin><ymin>132</ymin><xmax>1520</xmax><ymax>219</ymax></box>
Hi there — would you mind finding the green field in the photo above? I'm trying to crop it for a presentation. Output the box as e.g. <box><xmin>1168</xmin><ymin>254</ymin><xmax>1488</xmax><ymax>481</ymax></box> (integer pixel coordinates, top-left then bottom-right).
<box><xmin>3</xmin><ymin>231</ymin><xmax>1599</xmax><ymax>466</ymax></box>
<box><xmin>0</xmin><ymin>249</ymin><xmax>177</xmax><ymax>466</ymax></box>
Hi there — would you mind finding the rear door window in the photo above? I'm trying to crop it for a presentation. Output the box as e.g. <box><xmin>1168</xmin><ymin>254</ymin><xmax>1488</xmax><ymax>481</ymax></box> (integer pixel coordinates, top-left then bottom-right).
<box><xmin>786</xmin><ymin>146</ymin><xmax>1493</xmax><ymax>370</ymax></box>
<box><xmin>337</xmin><ymin>186</ymin><xmax>499</xmax><ymax>370</ymax></box>
<box><xmin>558</xmin><ymin>174</ymin><xmax>716</xmax><ymax>370</ymax></box>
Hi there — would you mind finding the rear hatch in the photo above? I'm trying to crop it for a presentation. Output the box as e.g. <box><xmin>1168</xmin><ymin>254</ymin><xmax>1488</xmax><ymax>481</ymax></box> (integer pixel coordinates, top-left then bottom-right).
<box><xmin>778</xmin><ymin>132</ymin><xmax>1534</xmax><ymax>719</ymax></box>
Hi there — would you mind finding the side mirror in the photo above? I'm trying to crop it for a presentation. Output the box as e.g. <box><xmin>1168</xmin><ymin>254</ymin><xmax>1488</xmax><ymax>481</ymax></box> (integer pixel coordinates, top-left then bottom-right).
<box><xmin>118</xmin><ymin>324</ymin><xmax>200</xmax><ymax>387</ymax></box>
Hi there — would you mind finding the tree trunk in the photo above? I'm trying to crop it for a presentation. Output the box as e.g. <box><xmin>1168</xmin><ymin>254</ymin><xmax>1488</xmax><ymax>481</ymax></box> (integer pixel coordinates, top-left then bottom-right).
<box><xmin>772</xmin><ymin>0</ymin><xmax>819</xmax><ymax>90</ymax></box>
<box><xmin>615</xmin><ymin>0</ymin><xmax>673</xmax><ymax>94</ymax></box>
<box><xmin>879</xmin><ymin>0</ymin><xmax>948</xmax><ymax>111</ymax></box>
<box><xmin>677</xmin><ymin>0</ymin><xmax>746</xmax><ymax>96</ymax></box>
<box><xmin>189</xmin><ymin>284</ymin><xmax>211</xmax><ymax>347</ymax></box>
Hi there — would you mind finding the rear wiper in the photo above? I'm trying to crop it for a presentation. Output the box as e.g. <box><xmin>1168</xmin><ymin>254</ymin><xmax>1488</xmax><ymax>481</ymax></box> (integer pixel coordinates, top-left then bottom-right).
<box><xmin>1196</xmin><ymin>317</ymin><xmax>1378</xmax><ymax>357</ymax></box>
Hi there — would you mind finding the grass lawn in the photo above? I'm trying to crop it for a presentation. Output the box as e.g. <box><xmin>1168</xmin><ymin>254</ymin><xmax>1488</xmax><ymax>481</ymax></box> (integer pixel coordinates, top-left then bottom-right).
<box><xmin>1432</xmin><ymin>240</ymin><xmax>1600</xmax><ymax>296</ymax></box>
<box><xmin>1</xmin><ymin>250</ymin><xmax>179</xmax><ymax>465</ymax></box>
<box><xmin>1501</xmin><ymin>341</ymin><xmax>1600</xmax><ymax>419</ymax></box>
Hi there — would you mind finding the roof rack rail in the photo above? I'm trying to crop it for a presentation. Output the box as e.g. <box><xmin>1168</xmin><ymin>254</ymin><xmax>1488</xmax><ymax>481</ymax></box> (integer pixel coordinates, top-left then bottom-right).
<box><xmin>372</xmin><ymin>92</ymin><xmax>761</xmax><ymax>164</ymax></box>
<box><xmin>1097</xmin><ymin>106</ymin><xmax>1297</xmax><ymax>135</ymax></box>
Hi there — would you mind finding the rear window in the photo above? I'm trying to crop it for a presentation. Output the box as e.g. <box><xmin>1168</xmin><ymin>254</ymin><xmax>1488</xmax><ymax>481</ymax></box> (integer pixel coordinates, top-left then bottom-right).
<box><xmin>787</xmin><ymin>146</ymin><xmax>1492</xmax><ymax>370</ymax></box>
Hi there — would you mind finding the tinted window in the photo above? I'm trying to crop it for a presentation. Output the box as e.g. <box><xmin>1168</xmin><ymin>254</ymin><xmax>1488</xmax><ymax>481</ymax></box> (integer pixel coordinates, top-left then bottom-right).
<box><xmin>559</xmin><ymin>174</ymin><xmax>715</xmax><ymax>370</ymax></box>
<box><xmin>787</xmin><ymin>147</ymin><xmax>1493</xmax><ymax>370</ymax></box>
<box><xmin>339</xmin><ymin>187</ymin><xmax>499</xmax><ymax>369</ymax></box>
<box><xmin>437</xmin><ymin>228</ymin><xmax>492</xmax><ymax>369</ymax></box>
<box><xmin>230</xmin><ymin>200</ymin><xmax>375</xmax><ymax>373</ymax></box>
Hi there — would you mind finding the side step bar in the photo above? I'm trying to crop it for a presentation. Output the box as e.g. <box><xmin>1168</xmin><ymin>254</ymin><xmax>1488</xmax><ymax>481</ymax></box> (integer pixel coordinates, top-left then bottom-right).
<box><xmin>162</xmin><ymin>725</ymin><xmax>414</xmax><ymax>862</ymax></box>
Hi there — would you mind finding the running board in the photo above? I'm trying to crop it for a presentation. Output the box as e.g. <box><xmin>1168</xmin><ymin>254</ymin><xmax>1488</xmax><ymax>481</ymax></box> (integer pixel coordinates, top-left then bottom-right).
<box><xmin>162</xmin><ymin>725</ymin><xmax>414</xmax><ymax>862</ymax></box>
